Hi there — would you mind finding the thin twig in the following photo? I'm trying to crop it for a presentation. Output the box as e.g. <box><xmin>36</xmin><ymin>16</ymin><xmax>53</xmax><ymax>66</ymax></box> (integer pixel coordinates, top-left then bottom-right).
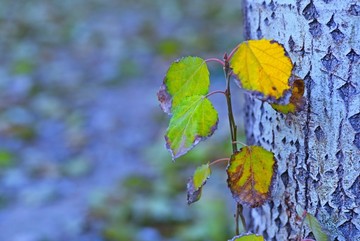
<box><xmin>223</xmin><ymin>54</ymin><xmax>246</xmax><ymax>235</ymax></box>
<box><xmin>224</xmin><ymin>56</ymin><xmax>238</xmax><ymax>153</ymax></box>
<box><xmin>235</xmin><ymin>203</ymin><xmax>246</xmax><ymax>235</ymax></box>
<box><xmin>296</xmin><ymin>210</ymin><xmax>307</xmax><ymax>241</ymax></box>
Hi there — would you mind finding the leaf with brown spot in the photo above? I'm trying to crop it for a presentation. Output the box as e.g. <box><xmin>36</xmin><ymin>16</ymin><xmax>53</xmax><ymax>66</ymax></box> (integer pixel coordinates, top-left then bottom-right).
<box><xmin>271</xmin><ymin>78</ymin><xmax>306</xmax><ymax>114</ymax></box>
<box><xmin>227</xmin><ymin>146</ymin><xmax>276</xmax><ymax>208</ymax></box>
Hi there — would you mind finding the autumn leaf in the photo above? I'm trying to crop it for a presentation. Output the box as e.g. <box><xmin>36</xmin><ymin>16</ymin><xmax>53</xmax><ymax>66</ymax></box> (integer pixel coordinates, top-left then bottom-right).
<box><xmin>166</xmin><ymin>95</ymin><xmax>218</xmax><ymax>159</ymax></box>
<box><xmin>229</xmin><ymin>233</ymin><xmax>265</xmax><ymax>241</ymax></box>
<box><xmin>187</xmin><ymin>163</ymin><xmax>211</xmax><ymax>204</ymax></box>
<box><xmin>157</xmin><ymin>56</ymin><xmax>210</xmax><ymax>114</ymax></box>
<box><xmin>227</xmin><ymin>146</ymin><xmax>276</xmax><ymax>207</ymax></box>
<box><xmin>271</xmin><ymin>78</ymin><xmax>306</xmax><ymax>114</ymax></box>
<box><xmin>230</xmin><ymin>39</ymin><xmax>293</xmax><ymax>102</ymax></box>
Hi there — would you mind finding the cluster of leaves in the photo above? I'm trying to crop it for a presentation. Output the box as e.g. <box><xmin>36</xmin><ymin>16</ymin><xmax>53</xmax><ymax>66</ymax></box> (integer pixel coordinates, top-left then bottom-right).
<box><xmin>157</xmin><ymin>39</ymin><xmax>326</xmax><ymax>240</ymax></box>
<box><xmin>158</xmin><ymin>39</ymin><xmax>295</xmax><ymax>206</ymax></box>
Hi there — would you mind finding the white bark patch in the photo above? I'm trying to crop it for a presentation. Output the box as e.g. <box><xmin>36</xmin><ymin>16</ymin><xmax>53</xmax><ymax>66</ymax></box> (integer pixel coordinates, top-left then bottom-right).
<box><xmin>244</xmin><ymin>0</ymin><xmax>360</xmax><ymax>240</ymax></box>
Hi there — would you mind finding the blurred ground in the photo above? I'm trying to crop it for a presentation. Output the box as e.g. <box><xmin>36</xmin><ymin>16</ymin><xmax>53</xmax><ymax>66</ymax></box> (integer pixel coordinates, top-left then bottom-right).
<box><xmin>0</xmin><ymin>1</ymin><xmax>244</xmax><ymax>240</ymax></box>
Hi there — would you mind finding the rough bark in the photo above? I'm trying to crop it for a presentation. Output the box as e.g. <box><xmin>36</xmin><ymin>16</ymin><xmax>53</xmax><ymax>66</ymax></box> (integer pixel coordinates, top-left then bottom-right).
<box><xmin>243</xmin><ymin>1</ymin><xmax>360</xmax><ymax>240</ymax></box>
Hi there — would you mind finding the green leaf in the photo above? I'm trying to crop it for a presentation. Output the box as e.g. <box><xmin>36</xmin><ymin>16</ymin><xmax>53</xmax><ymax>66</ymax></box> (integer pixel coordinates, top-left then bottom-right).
<box><xmin>158</xmin><ymin>56</ymin><xmax>210</xmax><ymax>114</ymax></box>
<box><xmin>227</xmin><ymin>146</ymin><xmax>276</xmax><ymax>207</ymax></box>
<box><xmin>193</xmin><ymin>163</ymin><xmax>211</xmax><ymax>189</ymax></box>
<box><xmin>305</xmin><ymin>213</ymin><xmax>329</xmax><ymax>241</ymax></box>
<box><xmin>12</xmin><ymin>59</ymin><xmax>34</xmax><ymax>74</ymax></box>
<box><xmin>187</xmin><ymin>163</ymin><xmax>211</xmax><ymax>204</ymax></box>
<box><xmin>229</xmin><ymin>233</ymin><xmax>265</xmax><ymax>241</ymax></box>
<box><xmin>166</xmin><ymin>95</ymin><xmax>218</xmax><ymax>159</ymax></box>
<box><xmin>0</xmin><ymin>150</ymin><xmax>15</xmax><ymax>168</ymax></box>
<box><xmin>296</xmin><ymin>206</ymin><xmax>328</xmax><ymax>241</ymax></box>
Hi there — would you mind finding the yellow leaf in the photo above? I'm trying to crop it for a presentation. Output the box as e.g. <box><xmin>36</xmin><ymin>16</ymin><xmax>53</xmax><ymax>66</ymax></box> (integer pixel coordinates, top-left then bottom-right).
<box><xmin>230</xmin><ymin>39</ymin><xmax>293</xmax><ymax>101</ymax></box>
<box><xmin>227</xmin><ymin>146</ymin><xmax>276</xmax><ymax>208</ymax></box>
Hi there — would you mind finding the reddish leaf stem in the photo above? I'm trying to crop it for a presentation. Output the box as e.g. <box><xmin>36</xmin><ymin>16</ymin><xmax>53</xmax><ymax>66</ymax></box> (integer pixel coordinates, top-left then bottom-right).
<box><xmin>205</xmin><ymin>90</ymin><xmax>226</xmax><ymax>98</ymax></box>
<box><xmin>227</xmin><ymin>45</ymin><xmax>239</xmax><ymax>61</ymax></box>
<box><xmin>209</xmin><ymin>157</ymin><xmax>230</xmax><ymax>166</ymax></box>
<box><xmin>205</xmin><ymin>58</ymin><xmax>225</xmax><ymax>66</ymax></box>
<box><xmin>232</xmin><ymin>140</ymin><xmax>247</xmax><ymax>147</ymax></box>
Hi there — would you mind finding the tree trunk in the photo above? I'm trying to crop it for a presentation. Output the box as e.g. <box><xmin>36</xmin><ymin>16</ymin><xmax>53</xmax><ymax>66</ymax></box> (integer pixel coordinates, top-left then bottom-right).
<box><xmin>243</xmin><ymin>0</ymin><xmax>360</xmax><ymax>240</ymax></box>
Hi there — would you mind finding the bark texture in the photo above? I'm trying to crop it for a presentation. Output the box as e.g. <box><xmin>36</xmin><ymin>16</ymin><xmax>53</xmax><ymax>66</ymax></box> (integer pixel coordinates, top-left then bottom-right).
<box><xmin>243</xmin><ymin>1</ymin><xmax>360</xmax><ymax>240</ymax></box>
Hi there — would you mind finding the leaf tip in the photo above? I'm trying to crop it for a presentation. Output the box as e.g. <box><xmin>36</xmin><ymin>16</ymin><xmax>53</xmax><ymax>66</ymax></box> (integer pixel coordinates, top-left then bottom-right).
<box><xmin>186</xmin><ymin>181</ymin><xmax>202</xmax><ymax>205</ymax></box>
<box><xmin>164</xmin><ymin>134</ymin><xmax>179</xmax><ymax>161</ymax></box>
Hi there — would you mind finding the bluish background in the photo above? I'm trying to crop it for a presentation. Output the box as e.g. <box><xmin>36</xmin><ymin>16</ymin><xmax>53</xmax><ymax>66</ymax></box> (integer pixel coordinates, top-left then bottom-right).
<box><xmin>0</xmin><ymin>1</ymin><xmax>244</xmax><ymax>240</ymax></box>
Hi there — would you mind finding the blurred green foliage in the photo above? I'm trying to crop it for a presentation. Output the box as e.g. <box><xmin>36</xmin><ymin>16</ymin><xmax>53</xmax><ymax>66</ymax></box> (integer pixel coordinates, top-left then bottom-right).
<box><xmin>0</xmin><ymin>150</ymin><xmax>15</xmax><ymax>168</ymax></box>
<box><xmin>0</xmin><ymin>0</ymin><xmax>244</xmax><ymax>240</ymax></box>
<box><xmin>88</xmin><ymin>138</ymin><xmax>234</xmax><ymax>241</ymax></box>
<box><xmin>11</xmin><ymin>59</ymin><xmax>35</xmax><ymax>75</ymax></box>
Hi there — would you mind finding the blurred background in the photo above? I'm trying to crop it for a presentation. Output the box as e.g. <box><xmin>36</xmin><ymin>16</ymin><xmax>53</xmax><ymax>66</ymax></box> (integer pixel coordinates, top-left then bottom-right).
<box><xmin>0</xmin><ymin>0</ymin><xmax>244</xmax><ymax>240</ymax></box>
